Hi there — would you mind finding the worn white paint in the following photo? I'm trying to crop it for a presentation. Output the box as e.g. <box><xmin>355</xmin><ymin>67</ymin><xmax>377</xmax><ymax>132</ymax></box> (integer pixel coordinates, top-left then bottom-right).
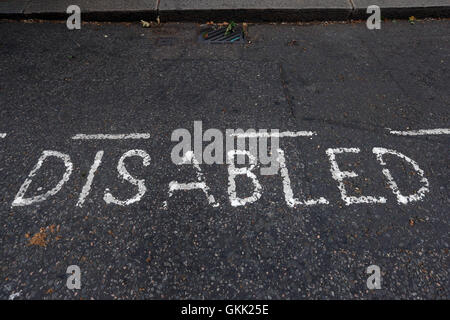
<box><xmin>104</xmin><ymin>149</ymin><xmax>150</xmax><ymax>206</ymax></box>
<box><xmin>326</xmin><ymin>148</ymin><xmax>386</xmax><ymax>206</ymax></box>
<box><xmin>8</xmin><ymin>291</ymin><xmax>21</xmax><ymax>300</ymax></box>
<box><xmin>227</xmin><ymin>150</ymin><xmax>262</xmax><ymax>207</ymax></box>
<box><xmin>388</xmin><ymin>128</ymin><xmax>450</xmax><ymax>136</ymax></box>
<box><xmin>373</xmin><ymin>147</ymin><xmax>429</xmax><ymax>204</ymax></box>
<box><xmin>277</xmin><ymin>149</ymin><xmax>328</xmax><ymax>207</ymax></box>
<box><xmin>76</xmin><ymin>151</ymin><xmax>104</xmax><ymax>207</ymax></box>
<box><xmin>12</xmin><ymin>151</ymin><xmax>73</xmax><ymax>207</ymax></box>
<box><xmin>164</xmin><ymin>151</ymin><xmax>218</xmax><ymax>209</ymax></box>
<box><xmin>0</xmin><ymin>133</ymin><xmax>6</xmax><ymax>138</ymax></box>
<box><xmin>230</xmin><ymin>130</ymin><xmax>316</xmax><ymax>138</ymax></box>
<box><xmin>72</xmin><ymin>133</ymin><xmax>151</xmax><ymax>140</ymax></box>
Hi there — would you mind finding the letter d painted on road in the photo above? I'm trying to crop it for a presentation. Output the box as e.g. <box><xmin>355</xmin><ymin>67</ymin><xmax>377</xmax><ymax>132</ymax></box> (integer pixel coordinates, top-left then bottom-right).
<box><xmin>12</xmin><ymin>151</ymin><xmax>73</xmax><ymax>207</ymax></box>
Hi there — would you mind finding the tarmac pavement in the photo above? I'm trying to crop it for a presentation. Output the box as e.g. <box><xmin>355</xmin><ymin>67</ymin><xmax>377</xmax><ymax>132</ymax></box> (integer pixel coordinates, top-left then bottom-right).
<box><xmin>0</xmin><ymin>18</ymin><xmax>449</xmax><ymax>299</ymax></box>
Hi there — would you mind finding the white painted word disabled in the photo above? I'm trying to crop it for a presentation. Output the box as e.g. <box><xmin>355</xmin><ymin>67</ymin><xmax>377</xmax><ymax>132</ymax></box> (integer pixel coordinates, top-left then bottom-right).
<box><xmin>1</xmin><ymin>121</ymin><xmax>442</xmax><ymax>209</ymax></box>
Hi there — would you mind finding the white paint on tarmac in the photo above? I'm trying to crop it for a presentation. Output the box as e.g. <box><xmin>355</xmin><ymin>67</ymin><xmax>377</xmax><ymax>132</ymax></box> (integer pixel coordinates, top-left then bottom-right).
<box><xmin>230</xmin><ymin>130</ymin><xmax>316</xmax><ymax>138</ymax></box>
<box><xmin>72</xmin><ymin>133</ymin><xmax>151</xmax><ymax>140</ymax></box>
<box><xmin>227</xmin><ymin>150</ymin><xmax>262</xmax><ymax>207</ymax></box>
<box><xmin>12</xmin><ymin>151</ymin><xmax>73</xmax><ymax>207</ymax></box>
<box><xmin>4</xmin><ymin>129</ymin><xmax>436</xmax><ymax>208</ymax></box>
<box><xmin>76</xmin><ymin>150</ymin><xmax>104</xmax><ymax>207</ymax></box>
<box><xmin>373</xmin><ymin>147</ymin><xmax>429</xmax><ymax>204</ymax></box>
<box><xmin>277</xmin><ymin>148</ymin><xmax>329</xmax><ymax>207</ymax></box>
<box><xmin>164</xmin><ymin>151</ymin><xmax>218</xmax><ymax>209</ymax></box>
<box><xmin>0</xmin><ymin>133</ymin><xmax>6</xmax><ymax>138</ymax></box>
<box><xmin>388</xmin><ymin>128</ymin><xmax>450</xmax><ymax>136</ymax></box>
<box><xmin>326</xmin><ymin>148</ymin><xmax>387</xmax><ymax>206</ymax></box>
<box><xmin>8</xmin><ymin>291</ymin><xmax>21</xmax><ymax>300</ymax></box>
<box><xmin>104</xmin><ymin>149</ymin><xmax>150</xmax><ymax>206</ymax></box>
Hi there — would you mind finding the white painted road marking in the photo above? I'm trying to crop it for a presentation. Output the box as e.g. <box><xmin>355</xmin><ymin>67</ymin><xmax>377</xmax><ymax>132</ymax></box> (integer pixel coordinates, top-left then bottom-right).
<box><xmin>8</xmin><ymin>291</ymin><xmax>22</xmax><ymax>300</ymax></box>
<box><xmin>4</xmin><ymin>125</ymin><xmax>443</xmax><ymax>208</ymax></box>
<box><xmin>277</xmin><ymin>148</ymin><xmax>329</xmax><ymax>207</ymax></box>
<box><xmin>230</xmin><ymin>131</ymin><xmax>316</xmax><ymax>138</ymax></box>
<box><xmin>164</xmin><ymin>151</ymin><xmax>218</xmax><ymax>209</ymax></box>
<box><xmin>76</xmin><ymin>150</ymin><xmax>104</xmax><ymax>207</ymax></box>
<box><xmin>227</xmin><ymin>150</ymin><xmax>262</xmax><ymax>207</ymax></box>
<box><xmin>373</xmin><ymin>147</ymin><xmax>430</xmax><ymax>204</ymax></box>
<box><xmin>72</xmin><ymin>133</ymin><xmax>151</xmax><ymax>140</ymax></box>
<box><xmin>12</xmin><ymin>151</ymin><xmax>73</xmax><ymax>207</ymax></box>
<box><xmin>103</xmin><ymin>149</ymin><xmax>151</xmax><ymax>206</ymax></box>
<box><xmin>388</xmin><ymin>128</ymin><xmax>450</xmax><ymax>136</ymax></box>
<box><xmin>6</xmin><ymin>129</ymin><xmax>450</xmax><ymax>140</ymax></box>
<box><xmin>326</xmin><ymin>148</ymin><xmax>387</xmax><ymax>206</ymax></box>
<box><xmin>7</xmin><ymin>146</ymin><xmax>434</xmax><ymax>208</ymax></box>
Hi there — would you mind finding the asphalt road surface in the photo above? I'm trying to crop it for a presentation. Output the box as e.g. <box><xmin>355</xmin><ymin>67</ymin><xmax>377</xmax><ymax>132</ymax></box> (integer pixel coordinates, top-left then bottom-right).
<box><xmin>0</xmin><ymin>18</ymin><xmax>449</xmax><ymax>300</ymax></box>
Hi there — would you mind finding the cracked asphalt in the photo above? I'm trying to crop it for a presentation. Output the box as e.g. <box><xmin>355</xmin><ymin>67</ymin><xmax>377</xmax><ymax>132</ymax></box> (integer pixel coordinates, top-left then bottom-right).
<box><xmin>0</xmin><ymin>18</ymin><xmax>449</xmax><ymax>299</ymax></box>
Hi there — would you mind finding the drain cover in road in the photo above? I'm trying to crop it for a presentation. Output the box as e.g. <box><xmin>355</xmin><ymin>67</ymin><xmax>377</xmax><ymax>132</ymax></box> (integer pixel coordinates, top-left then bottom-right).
<box><xmin>198</xmin><ymin>25</ymin><xmax>245</xmax><ymax>44</ymax></box>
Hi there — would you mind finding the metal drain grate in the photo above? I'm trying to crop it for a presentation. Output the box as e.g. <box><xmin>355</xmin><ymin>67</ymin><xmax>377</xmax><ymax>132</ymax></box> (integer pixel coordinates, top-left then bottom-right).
<box><xmin>198</xmin><ymin>26</ymin><xmax>245</xmax><ymax>44</ymax></box>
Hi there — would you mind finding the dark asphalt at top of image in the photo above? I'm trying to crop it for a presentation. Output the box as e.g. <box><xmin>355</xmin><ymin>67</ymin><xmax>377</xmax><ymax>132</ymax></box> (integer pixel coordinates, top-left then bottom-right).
<box><xmin>0</xmin><ymin>19</ymin><xmax>449</xmax><ymax>300</ymax></box>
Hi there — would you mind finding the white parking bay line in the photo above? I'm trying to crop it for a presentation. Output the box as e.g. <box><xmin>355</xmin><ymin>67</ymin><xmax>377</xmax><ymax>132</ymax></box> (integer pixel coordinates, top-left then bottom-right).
<box><xmin>230</xmin><ymin>131</ymin><xmax>316</xmax><ymax>138</ymax></box>
<box><xmin>388</xmin><ymin>128</ymin><xmax>450</xmax><ymax>136</ymax></box>
<box><xmin>0</xmin><ymin>133</ymin><xmax>6</xmax><ymax>138</ymax></box>
<box><xmin>71</xmin><ymin>133</ymin><xmax>151</xmax><ymax>140</ymax></box>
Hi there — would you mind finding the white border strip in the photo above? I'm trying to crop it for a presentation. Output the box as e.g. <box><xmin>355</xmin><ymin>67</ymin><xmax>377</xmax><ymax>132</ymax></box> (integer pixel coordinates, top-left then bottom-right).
<box><xmin>389</xmin><ymin>128</ymin><xmax>450</xmax><ymax>136</ymax></box>
<box><xmin>230</xmin><ymin>131</ymin><xmax>316</xmax><ymax>138</ymax></box>
<box><xmin>0</xmin><ymin>133</ymin><xmax>6</xmax><ymax>138</ymax></box>
<box><xmin>72</xmin><ymin>133</ymin><xmax>151</xmax><ymax>140</ymax></box>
